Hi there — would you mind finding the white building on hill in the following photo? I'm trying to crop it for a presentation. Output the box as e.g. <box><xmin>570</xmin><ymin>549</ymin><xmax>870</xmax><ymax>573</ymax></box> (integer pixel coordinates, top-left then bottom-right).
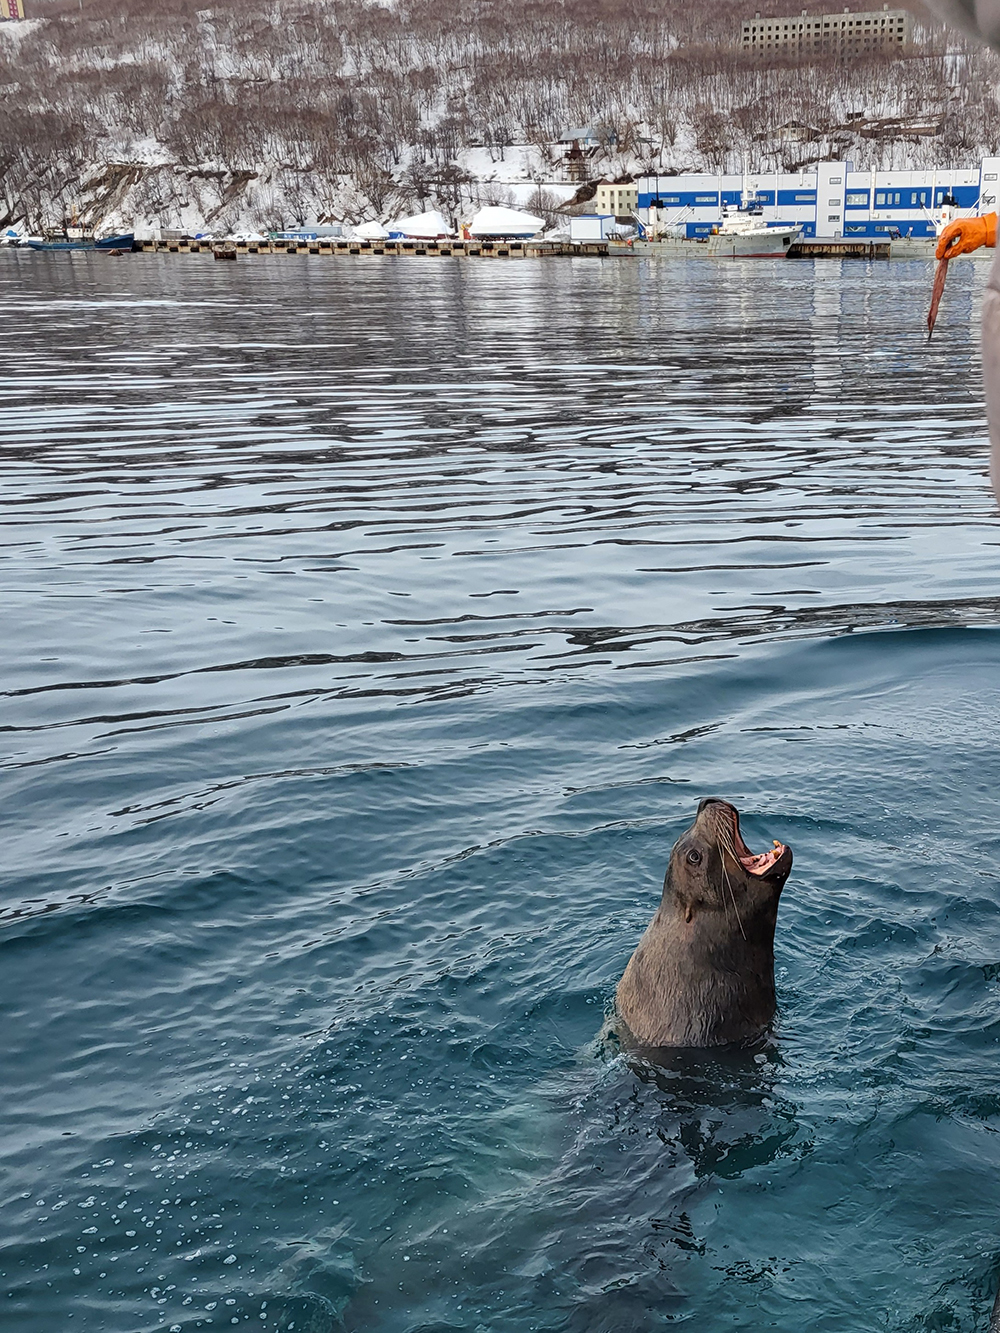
<box><xmin>740</xmin><ymin>6</ymin><xmax>912</xmax><ymax>56</ymax></box>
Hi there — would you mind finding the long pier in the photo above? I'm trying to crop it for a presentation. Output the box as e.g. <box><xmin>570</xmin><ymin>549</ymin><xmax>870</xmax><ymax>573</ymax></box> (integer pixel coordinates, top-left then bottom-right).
<box><xmin>787</xmin><ymin>239</ymin><xmax>891</xmax><ymax>260</ymax></box>
<box><xmin>125</xmin><ymin>236</ymin><xmax>923</xmax><ymax>262</ymax></box>
<box><xmin>607</xmin><ymin>237</ymin><xmax>894</xmax><ymax>260</ymax></box>
<box><xmin>134</xmin><ymin>238</ymin><xmax>610</xmax><ymax>259</ymax></box>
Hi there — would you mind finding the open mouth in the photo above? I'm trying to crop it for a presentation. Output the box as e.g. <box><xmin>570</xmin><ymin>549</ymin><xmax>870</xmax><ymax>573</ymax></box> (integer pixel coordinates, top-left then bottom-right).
<box><xmin>728</xmin><ymin>806</ymin><xmax>788</xmax><ymax>877</ymax></box>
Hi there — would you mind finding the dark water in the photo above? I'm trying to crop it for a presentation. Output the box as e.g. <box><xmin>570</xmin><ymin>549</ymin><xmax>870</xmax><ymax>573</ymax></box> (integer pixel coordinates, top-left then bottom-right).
<box><xmin>3</xmin><ymin>250</ymin><xmax>1000</xmax><ymax>1332</ymax></box>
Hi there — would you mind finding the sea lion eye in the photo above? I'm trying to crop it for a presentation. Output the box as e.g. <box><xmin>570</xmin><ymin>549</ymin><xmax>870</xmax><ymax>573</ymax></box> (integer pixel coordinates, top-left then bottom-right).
<box><xmin>686</xmin><ymin>849</ymin><xmax>702</xmax><ymax>866</ymax></box>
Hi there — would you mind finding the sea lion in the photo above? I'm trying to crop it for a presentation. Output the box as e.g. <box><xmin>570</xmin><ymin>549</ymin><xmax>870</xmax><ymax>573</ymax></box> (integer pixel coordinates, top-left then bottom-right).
<box><xmin>615</xmin><ymin>798</ymin><xmax>793</xmax><ymax>1049</ymax></box>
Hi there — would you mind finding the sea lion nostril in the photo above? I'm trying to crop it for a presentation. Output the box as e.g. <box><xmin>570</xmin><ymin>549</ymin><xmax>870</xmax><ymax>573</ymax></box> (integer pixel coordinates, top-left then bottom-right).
<box><xmin>697</xmin><ymin>797</ymin><xmax>727</xmax><ymax>815</ymax></box>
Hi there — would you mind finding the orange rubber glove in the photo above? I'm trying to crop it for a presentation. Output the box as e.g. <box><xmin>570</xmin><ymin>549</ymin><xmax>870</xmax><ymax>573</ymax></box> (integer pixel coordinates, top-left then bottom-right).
<box><xmin>936</xmin><ymin>213</ymin><xmax>998</xmax><ymax>259</ymax></box>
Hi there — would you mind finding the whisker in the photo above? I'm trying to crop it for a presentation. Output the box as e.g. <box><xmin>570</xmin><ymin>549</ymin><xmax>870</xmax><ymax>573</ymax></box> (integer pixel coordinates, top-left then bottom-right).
<box><xmin>718</xmin><ymin>830</ymin><xmax>739</xmax><ymax>867</ymax></box>
<box><xmin>714</xmin><ymin>819</ymin><xmax>747</xmax><ymax>941</ymax></box>
<box><xmin>720</xmin><ymin>858</ymin><xmax>747</xmax><ymax>941</ymax></box>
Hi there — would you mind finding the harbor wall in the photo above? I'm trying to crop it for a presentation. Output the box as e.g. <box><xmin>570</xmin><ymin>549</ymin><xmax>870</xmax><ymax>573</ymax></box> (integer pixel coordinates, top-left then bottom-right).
<box><xmin>132</xmin><ymin>238</ymin><xmax>610</xmax><ymax>259</ymax></box>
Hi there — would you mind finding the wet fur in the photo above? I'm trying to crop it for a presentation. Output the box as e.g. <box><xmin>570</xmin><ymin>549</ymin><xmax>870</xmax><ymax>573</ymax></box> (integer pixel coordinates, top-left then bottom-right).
<box><xmin>615</xmin><ymin>799</ymin><xmax>792</xmax><ymax>1049</ymax></box>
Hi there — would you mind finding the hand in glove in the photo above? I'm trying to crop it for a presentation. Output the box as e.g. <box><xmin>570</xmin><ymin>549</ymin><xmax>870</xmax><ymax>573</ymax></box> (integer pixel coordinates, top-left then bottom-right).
<box><xmin>936</xmin><ymin>213</ymin><xmax>998</xmax><ymax>259</ymax></box>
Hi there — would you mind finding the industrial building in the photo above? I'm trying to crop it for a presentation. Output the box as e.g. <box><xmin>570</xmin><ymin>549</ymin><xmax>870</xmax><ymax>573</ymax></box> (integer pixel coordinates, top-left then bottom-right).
<box><xmin>595</xmin><ymin>182</ymin><xmax>639</xmax><ymax>219</ymax></box>
<box><xmin>740</xmin><ymin>6</ymin><xmax>912</xmax><ymax>56</ymax></box>
<box><xmin>637</xmin><ymin>157</ymin><xmax>1000</xmax><ymax>240</ymax></box>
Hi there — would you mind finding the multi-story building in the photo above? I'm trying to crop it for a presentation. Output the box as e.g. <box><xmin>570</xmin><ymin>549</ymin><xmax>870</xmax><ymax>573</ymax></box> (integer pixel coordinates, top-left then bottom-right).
<box><xmin>637</xmin><ymin>158</ymin><xmax>1000</xmax><ymax>240</ymax></box>
<box><xmin>0</xmin><ymin>0</ymin><xmax>26</xmax><ymax>17</ymax></box>
<box><xmin>595</xmin><ymin>182</ymin><xmax>639</xmax><ymax>219</ymax></box>
<box><xmin>740</xmin><ymin>6</ymin><xmax>912</xmax><ymax>56</ymax></box>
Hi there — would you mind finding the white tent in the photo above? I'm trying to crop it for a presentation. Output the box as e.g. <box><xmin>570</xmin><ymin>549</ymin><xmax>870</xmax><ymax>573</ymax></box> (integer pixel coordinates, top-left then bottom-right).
<box><xmin>467</xmin><ymin>206</ymin><xmax>544</xmax><ymax>238</ymax></box>
<box><xmin>389</xmin><ymin>210</ymin><xmax>454</xmax><ymax>238</ymax></box>
<box><xmin>352</xmin><ymin>220</ymin><xmax>390</xmax><ymax>240</ymax></box>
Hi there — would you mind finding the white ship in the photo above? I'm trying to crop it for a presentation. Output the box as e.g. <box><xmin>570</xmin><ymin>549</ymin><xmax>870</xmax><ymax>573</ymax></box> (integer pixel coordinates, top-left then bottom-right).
<box><xmin>619</xmin><ymin>180</ymin><xmax>801</xmax><ymax>258</ymax></box>
<box><xmin>706</xmin><ymin>198</ymin><xmax>801</xmax><ymax>258</ymax></box>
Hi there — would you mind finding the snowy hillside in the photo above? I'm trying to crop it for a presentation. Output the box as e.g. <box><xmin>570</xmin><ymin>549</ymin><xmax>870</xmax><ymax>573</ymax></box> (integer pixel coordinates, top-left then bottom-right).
<box><xmin>0</xmin><ymin>0</ymin><xmax>996</xmax><ymax>233</ymax></box>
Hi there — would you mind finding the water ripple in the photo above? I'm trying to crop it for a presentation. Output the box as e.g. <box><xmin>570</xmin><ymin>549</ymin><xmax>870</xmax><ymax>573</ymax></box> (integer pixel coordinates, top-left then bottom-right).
<box><xmin>2</xmin><ymin>252</ymin><xmax>1000</xmax><ymax>1332</ymax></box>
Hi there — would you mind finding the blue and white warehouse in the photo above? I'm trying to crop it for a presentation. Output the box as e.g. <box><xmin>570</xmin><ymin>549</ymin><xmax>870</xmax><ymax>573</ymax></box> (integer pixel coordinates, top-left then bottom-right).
<box><xmin>636</xmin><ymin>157</ymin><xmax>1000</xmax><ymax>238</ymax></box>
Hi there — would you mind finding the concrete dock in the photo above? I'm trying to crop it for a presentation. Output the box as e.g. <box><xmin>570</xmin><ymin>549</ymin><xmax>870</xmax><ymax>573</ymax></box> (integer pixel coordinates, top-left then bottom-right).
<box><xmin>134</xmin><ymin>238</ymin><xmax>610</xmax><ymax>259</ymax></box>
<box><xmin>127</xmin><ymin>236</ymin><xmax>977</xmax><ymax>263</ymax></box>
<box><xmin>787</xmin><ymin>239</ymin><xmax>891</xmax><ymax>259</ymax></box>
<box><xmin>608</xmin><ymin>236</ymin><xmax>990</xmax><ymax>261</ymax></box>
<box><xmin>609</xmin><ymin>237</ymin><xmax>892</xmax><ymax>260</ymax></box>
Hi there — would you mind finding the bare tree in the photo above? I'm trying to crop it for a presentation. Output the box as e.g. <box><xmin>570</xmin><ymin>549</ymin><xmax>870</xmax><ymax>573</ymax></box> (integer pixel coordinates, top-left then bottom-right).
<box><xmin>0</xmin><ymin>0</ymin><xmax>981</xmax><ymax>232</ymax></box>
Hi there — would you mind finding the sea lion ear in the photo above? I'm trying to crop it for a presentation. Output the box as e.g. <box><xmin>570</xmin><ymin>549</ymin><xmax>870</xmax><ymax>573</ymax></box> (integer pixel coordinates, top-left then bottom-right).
<box><xmin>672</xmin><ymin>884</ymin><xmax>698</xmax><ymax>923</ymax></box>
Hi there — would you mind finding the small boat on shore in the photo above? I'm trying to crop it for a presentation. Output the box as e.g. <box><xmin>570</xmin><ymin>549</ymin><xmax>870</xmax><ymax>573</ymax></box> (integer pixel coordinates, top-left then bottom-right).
<box><xmin>26</xmin><ymin>233</ymin><xmax>134</xmax><ymax>252</ymax></box>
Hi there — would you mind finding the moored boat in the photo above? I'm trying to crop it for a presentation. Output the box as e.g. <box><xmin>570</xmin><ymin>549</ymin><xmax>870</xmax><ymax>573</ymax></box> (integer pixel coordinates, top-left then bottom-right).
<box><xmin>704</xmin><ymin>201</ymin><xmax>801</xmax><ymax>258</ymax></box>
<box><xmin>26</xmin><ymin>233</ymin><xmax>135</xmax><ymax>252</ymax></box>
<box><xmin>615</xmin><ymin>183</ymin><xmax>801</xmax><ymax>259</ymax></box>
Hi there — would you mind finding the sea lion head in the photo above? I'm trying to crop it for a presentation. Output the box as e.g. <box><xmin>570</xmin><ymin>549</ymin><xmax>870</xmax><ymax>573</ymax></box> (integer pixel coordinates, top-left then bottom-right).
<box><xmin>667</xmin><ymin>797</ymin><xmax>793</xmax><ymax>929</ymax></box>
<box><xmin>615</xmin><ymin>798</ymin><xmax>794</xmax><ymax>1050</ymax></box>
